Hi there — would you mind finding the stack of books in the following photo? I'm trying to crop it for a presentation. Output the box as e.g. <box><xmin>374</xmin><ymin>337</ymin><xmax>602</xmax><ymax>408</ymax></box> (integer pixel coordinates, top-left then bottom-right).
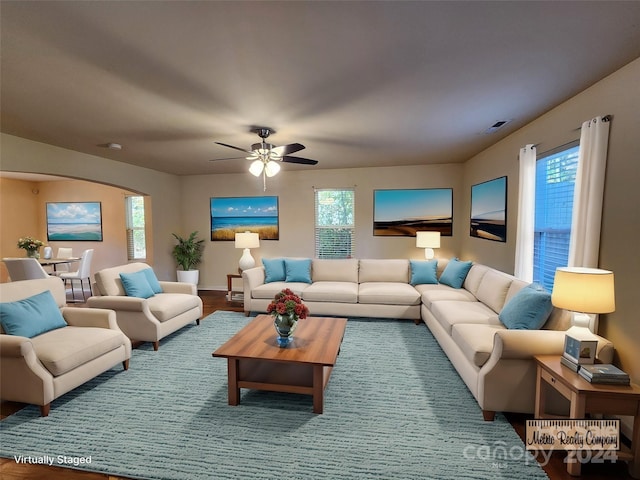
<box><xmin>560</xmin><ymin>334</ymin><xmax>598</xmax><ymax>372</ymax></box>
<box><xmin>560</xmin><ymin>354</ymin><xmax>581</xmax><ymax>372</ymax></box>
<box><xmin>578</xmin><ymin>364</ymin><xmax>631</xmax><ymax>385</ymax></box>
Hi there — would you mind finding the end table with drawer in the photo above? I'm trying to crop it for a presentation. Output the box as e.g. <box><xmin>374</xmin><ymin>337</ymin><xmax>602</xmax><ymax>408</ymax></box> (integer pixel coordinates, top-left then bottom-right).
<box><xmin>534</xmin><ymin>354</ymin><xmax>640</xmax><ymax>478</ymax></box>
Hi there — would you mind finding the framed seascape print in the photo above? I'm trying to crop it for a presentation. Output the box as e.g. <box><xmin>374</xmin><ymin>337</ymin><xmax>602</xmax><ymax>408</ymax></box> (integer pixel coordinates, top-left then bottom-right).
<box><xmin>470</xmin><ymin>176</ymin><xmax>507</xmax><ymax>242</ymax></box>
<box><xmin>46</xmin><ymin>202</ymin><xmax>103</xmax><ymax>241</ymax></box>
<box><xmin>373</xmin><ymin>188</ymin><xmax>453</xmax><ymax>236</ymax></box>
<box><xmin>210</xmin><ymin>196</ymin><xmax>279</xmax><ymax>241</ymax></box>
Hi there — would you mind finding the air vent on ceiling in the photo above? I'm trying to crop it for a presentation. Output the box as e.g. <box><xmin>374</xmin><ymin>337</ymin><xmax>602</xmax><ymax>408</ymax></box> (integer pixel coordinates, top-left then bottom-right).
<box><xmin>485</xmin><ymin>120</ymin><xmax>510</xmax><ymax>134</ymax></box>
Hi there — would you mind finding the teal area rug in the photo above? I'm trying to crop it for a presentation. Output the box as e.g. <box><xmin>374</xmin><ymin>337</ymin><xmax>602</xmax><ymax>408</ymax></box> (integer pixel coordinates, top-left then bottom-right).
<box><xmin>0</xmin><ymin>312</ymin><xmax>547</xmax><ymax>479</ymax></box>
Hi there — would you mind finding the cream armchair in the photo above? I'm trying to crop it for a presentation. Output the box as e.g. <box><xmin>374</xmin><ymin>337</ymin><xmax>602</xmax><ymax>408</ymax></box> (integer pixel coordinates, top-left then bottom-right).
<box><xmin>0</xmin><ymin>277</ymin><xmax>131</xmax><ymax>416</ymax></box>
<box><xmin>88</xmin><ymin>263</ymin><xmax>202</xmax><ymax>351</ymax></box>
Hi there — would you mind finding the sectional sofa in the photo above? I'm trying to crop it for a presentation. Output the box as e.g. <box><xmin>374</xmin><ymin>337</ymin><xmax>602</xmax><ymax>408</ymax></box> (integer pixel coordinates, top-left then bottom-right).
<box><xmin>242</xmin><ymin>257</ymin><xmax>614</xmax><ymax>419</ymax></box>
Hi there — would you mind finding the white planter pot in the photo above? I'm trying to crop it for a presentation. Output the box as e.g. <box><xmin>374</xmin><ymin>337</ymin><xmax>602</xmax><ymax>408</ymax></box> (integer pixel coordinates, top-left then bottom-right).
<box><xmin>177</xmin><ymin>269</ymin><xmax>199</xmax><ymax>285</ymax></box>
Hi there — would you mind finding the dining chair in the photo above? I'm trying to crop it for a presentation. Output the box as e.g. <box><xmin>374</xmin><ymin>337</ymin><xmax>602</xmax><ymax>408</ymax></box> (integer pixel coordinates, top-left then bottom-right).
<box><xmin>59</xmin><ymin>249</ymin><xmax>94</xmax><ymax>302</ymax></box>
<box><xmin>53</xmin><ymin>247</ymin><xmax>74</xmax><ymax>275</ymax></box>
<box><xmin>2</xmin><ymin>258</ymin><xmax>51</xmax><ymax>281</ymax></box>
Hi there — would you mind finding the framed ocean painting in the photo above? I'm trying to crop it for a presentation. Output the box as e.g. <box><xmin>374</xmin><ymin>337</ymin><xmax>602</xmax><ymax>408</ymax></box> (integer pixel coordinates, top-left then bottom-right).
<box><xmin>470</xmin><ymin>176</ymin><xmax>507</xmax><ymax>242</ymax></box>
<box><xmin>373</xmin><ymin>188</ymin><xmax>453</xmax><ymax>236</ymax></box>
<box><xmin>46</xmin><ymin>202</ymin><xmax>103</xmax><ymax>241</ymax></box>
<box><xmin>210</xmin><ymin>196</ymin><xmax>279</xmax><ymax>241</ymax></box>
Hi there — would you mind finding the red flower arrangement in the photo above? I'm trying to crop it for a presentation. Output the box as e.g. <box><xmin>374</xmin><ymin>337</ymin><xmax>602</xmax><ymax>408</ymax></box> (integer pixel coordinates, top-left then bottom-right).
<box><xmin>266</xmin><ymin>288</ymin><xmax>310</xmax><ymax>320</ymax></box>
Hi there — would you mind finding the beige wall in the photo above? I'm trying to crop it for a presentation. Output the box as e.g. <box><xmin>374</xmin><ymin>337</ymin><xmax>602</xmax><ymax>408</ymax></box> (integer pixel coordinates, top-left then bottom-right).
<box><xmin>0</xmin><ymin>134</ymin><xmax>181</xmax><ymax>281</ymax></box>
<box><xmin>461</xmin><ymin>58</ymin><xmax>640</xmax><ymax>384</ymax></box>
<box><xmin>180</xmin><ymin>163</ymin><xmax>464</xmax><ymax>290</ymax></box>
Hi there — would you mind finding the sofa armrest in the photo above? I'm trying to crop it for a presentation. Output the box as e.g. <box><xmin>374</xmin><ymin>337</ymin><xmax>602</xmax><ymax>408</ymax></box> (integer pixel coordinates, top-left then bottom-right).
<box><xmin>492</xmin><ymin>326</ymin><xmax>614</xmax><ymax>362</ymax></box>
<box><xmin>1</xmin><ymin>334</ymin><xmax>35</xmax><ymax>358</ymax></box>
<box><xmin>87</xmin><ymin>295</ymin><xmax>147</xmax><ymax>312</ymax></box>
<box><xmin>242</xmin><ymin>267</ymin><xmax>266</xmax><ymax>294</ymax></box>
<box><xmin>159</xmin><ymin>281</ymin><xmax>197</xmax><ymax>295</ymax></box>
<box><xmin>61</xmin><ymin>307</ymin><xmax>119</xmax><ymax>330</ymax></box>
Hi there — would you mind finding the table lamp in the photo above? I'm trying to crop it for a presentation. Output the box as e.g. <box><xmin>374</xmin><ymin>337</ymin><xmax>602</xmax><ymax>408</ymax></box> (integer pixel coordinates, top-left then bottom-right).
<box><xmin>235</xmin><ymin>231</ymin><xmax>260</xmax><ymax>271</ymax></box>
<box><xmin>416</xmin><ymin>231</ymin><xmax>440</xmax><ymax>260</ymax></box>
<box><xmin>551</xmin><ymin>267</ymin><xmax>615</xmax><ymax>333</ymax></box>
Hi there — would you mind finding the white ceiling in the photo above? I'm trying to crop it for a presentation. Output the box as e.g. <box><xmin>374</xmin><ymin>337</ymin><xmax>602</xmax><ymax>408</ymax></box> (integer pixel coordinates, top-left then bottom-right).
<box><xmin>2</xmin><ymin>1</ymin><xmax>639</xmax><ymax>177</ymax></box>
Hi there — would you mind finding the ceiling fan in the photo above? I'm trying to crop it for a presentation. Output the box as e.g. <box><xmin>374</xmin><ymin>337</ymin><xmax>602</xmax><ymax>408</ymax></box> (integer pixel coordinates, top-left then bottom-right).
<box><xmin>211</xmin><ymin>127</ymin><xmax>318</xmax><ymax>190</ymax></box>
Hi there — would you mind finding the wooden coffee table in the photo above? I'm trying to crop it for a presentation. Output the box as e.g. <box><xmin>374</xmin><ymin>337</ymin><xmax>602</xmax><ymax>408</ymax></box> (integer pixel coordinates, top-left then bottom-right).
<box><xmin>212</xmin><ymin>314</ymin><xmax>347</xmax><ymax>414</ymax></box>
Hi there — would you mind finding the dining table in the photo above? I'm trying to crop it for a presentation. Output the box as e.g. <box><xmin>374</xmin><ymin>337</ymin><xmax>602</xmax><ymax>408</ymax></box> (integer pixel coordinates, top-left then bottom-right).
<box><xmin>39</xmin><ymin>257</ymin><xmax>80</xmax><ymax>273</ymax></box>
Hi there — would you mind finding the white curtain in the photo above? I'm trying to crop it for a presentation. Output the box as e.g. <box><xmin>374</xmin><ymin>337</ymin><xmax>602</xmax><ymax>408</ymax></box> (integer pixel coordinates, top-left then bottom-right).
<box><xmin>514</xmin><ymin>144</ymin><xmax>537</xmax><ymax>281</ymax></box>
<box><xmin>569</xmin><ymin>116</ymin><xmax>611</xmax><ymax>268</ymax></box>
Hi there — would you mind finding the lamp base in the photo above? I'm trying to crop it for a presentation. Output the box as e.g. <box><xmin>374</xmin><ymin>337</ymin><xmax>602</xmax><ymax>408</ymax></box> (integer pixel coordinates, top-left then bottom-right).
<box><xmin>424</xmin><ymin>248</ymin><xmax>435</xmax><ymax>260</ymax></box>
<box><xmin>238</xmin><ymin>248</ymin><xmax>255</xmax><ymax>271</ymax></box>
<box><xmin>570</xmin><ymin>311</ymin><xmax>598</xmax><ymax>333</ymax></box>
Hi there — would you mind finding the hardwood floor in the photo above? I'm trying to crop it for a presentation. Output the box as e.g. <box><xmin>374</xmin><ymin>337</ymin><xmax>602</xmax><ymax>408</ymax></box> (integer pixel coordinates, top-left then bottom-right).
<box><xmin>1</xmin><ymin>291</ymin><xmax>633</xmax><ymax>479</ymax></box>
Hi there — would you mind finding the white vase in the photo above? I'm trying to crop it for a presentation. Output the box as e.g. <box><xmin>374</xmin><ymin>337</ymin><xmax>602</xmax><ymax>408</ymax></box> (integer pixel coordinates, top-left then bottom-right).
<box><xmin>177</xmin><ymin>270</ymin><xmax>199</xmax><ymax>285</ymax></box>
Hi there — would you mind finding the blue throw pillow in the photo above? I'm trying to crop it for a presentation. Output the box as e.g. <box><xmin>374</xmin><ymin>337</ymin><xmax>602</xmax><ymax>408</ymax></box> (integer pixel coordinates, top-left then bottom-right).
<box><xmin>263</xmin><ymin>258</ymin><xmax>286</xmax><ymax>283</ymax></box>
<box><xmin>410</xmin><ymin>260</ymin><xmax>438</xmax><ymax>286</ymax></box>
<box><xmin>0</xmin><ymin>290</ymin><xmax>67</xmax><ymax>338</ymax></box>
<box><xmin>120</xmin><ymin>271</ymin><xmax>155</xmax><ymax>299</ymax></box>
<box><xmin>499</xmin><ymin>284</ymin><xmax>553</xmax><ymax>330</ymax></box>
<box><xmin>439</xmin><ymin>258</ymin><xmax>473</xmax><ymax>289</ymax></box>
<box><xmin>284</xmin><ymin>258</ymin><xmax>312</xmax><ymax>283</ymax></box>
<box><xmin>141</xmin><ymin>268</ymin><xmax>163</xmax><ymax>294</ymax></box>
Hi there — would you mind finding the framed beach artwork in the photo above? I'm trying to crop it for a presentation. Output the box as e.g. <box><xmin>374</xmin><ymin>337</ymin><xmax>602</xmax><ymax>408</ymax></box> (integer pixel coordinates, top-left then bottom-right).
<box><xmin>373</xmin><ymin>188</ymin><xmax>453</xmax><ymax>236</ymax></box>
<box><xmin>46</xmin><ymin>202</ymin><xmax>103</xmax><ymax>241</ymax></box>
<box><xmin>470</xmin><ymin>176</ymin><xmax>507</xmax><ymax>242</ymax></box>
<box><xmin>210</xmin><ymin>196</ymin><xmax>279</xmax><ymax>241</ymax></box>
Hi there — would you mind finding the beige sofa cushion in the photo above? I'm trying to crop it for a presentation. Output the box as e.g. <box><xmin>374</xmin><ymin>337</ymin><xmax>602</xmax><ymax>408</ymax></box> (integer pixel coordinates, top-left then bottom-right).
<box><xmin>462</xmin><ymin>264</ymin><xmax>489</xmax><ymax>297</ymax></box>
<box><xmin>452</xmin><ymin>324</ymin><xmax>505</xmax><ymax>367</ymax></box>
<box><xmin>147</xmin><ymin>293</ymin><xmax>202</xmax><ymax>322</ymax></box>
<box><xmin>416</xmin><ymin>284</ymin><xmax>476</xmax><ymax>309</ymax></box>
<box><xmin>475</xmin><ymin>270</ymin><xmax>514</xmax><ymax>313</ymax></box>
<box><xmin>251</xmin><ymin>282</ymin><xmax>309</xmax><ymax>300</ymax></box>
<box><xmin>31</xmin><ymin>326</ymin><xmax>125</xmax><ymax>376</ymax></box>
<box><xmin>359</xmin><ymin>259</ymin><xmax>409</xmax><ymax>283</ymax></box>
<box><xmin>302</xmin><ymin>282</ymin><xmax>358</xmax><ymax>303</ymax></box>
<box><xmin>358</xmin><ymin>282</ymin><xmax>420</xmax><ymax>305</ymax></box>
<box><xmin>430</xmin><ymin>300</ymin><xmax>502</xmax><ymax>335</ymax></box>
<box><xmin>312</xmin><ymin>259</ymin><xmax>359</xmax><ymax>283</ymax></box>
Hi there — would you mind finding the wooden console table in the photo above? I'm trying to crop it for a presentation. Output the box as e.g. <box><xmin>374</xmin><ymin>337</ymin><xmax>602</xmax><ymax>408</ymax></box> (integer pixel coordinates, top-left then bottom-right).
<box><xmin>534</xmin><ymin>355</ymin><xmax>640</xmax><ymax>478</ymax></box>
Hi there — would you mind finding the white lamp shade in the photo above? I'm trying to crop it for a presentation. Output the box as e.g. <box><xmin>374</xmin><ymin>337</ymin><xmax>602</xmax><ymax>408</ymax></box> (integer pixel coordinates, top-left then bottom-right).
<box><xmin>551</xmin><ymin>267</ymin><xmax>615</xmax><ymax>314</ymax></box>
<box><xmin>235</xmin><ymin>231</ymin><xmax>260</xmax><ymax>249</ymax></box>
<box><xmin>416</xmin><ymin>231</ymin><xmax>441</xmax><ymax>248</ymax></box>
<box><xmin>264</xmin><ymin>160</ymin><xmax>281</xmax><ymax>177</ymax></box>
<box><xmin>249</xmin><ymin>160</ymin><xmax>264</xmax><ymax>177</ymax></box>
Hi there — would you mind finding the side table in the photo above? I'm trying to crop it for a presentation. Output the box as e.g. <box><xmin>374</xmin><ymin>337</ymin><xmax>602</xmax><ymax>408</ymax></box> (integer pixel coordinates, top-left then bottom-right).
<box><xmin>534</xmin><ymin>354</ymin><xmax>640</xmax><ymax>478</ymax></box>
<box><xmin>226</xmin><ymin>273</ymin><xmax>243</xmax><ymax>302</ymax></box>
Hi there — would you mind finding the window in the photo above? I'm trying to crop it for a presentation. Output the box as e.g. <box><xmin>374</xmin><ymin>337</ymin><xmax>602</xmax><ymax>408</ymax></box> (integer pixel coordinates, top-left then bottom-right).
<box><xmin>125</xmin><ymin>196</ymin><xmax>146</xmax><ymax>260</ymax></box>
<box><xmin>314</xmin><ymin>189</ymin><xmax>355</xmax><ymax>258</ymax></box>
<box><xmin>533</xmin><ymin>143</ymin><xmax>579</xmax><ymax>291</ymax></box>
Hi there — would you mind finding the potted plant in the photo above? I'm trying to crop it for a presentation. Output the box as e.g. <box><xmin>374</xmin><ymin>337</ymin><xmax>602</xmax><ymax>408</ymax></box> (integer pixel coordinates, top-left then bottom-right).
<box><xmin>172</xmin><ymin>231</ymin><xmax>205</xmax><ymax>285</ymax></box>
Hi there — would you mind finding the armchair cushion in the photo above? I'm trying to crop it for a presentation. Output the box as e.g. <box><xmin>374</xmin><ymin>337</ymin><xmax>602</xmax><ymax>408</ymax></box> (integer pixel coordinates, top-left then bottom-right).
<box><xmin>30</xmin><ymin>326</ymin><xmax>126</xmax><ymax>376</ymax></box>
<box><xmin>120</xmin><ymin>271</ymin><xmax>155</xmax><ymax>299</ymax></box>
<box><xmin>0</xmin><ymin>290</ymin><xmax>67</xmax><ymax>338</ymax></box>
<box><xmin>147</xmin><ymin>294</ymin><xmax>203</xmax><ymax>322</ymax></box>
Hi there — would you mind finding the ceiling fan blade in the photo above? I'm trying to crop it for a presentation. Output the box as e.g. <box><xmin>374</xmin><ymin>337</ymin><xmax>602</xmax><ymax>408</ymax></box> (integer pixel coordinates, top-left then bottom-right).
<box><xmin>271</xmin><ymin>143</ymin><xmax>305</xmax><ymax>156</ymax></box>
<box><xmin>281</xmin><ymin>156</ymin><xmax>318</xmax><ymax>165</ymax></box>
<box><xmin>214</xmin><ymin>141</ymin><xmax>252</xmax><ymax>154</ymax></box>
<box><xmin>208</xmin><ymin>156</ymin><xmax>249</xmax><ymax>162</ymax></box>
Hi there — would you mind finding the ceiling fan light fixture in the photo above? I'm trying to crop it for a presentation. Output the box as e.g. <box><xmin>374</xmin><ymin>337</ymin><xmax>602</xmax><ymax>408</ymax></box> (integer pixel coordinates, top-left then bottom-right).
<box><xmin>264</xmin><ymin>160</ymin><xmax>281</xmax><ymax>177</ymax></box>
<box><xmin>249</xmin><ymin>159</ymin><xmax>264</xmax><ymax>177</ymax></box>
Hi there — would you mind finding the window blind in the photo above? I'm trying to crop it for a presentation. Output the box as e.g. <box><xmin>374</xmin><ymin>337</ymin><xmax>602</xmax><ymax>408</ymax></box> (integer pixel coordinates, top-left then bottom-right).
<box><xmin>533</xmin><ymin>143</ymin><xmax>579</xmax><ymax>291</ymax></box>
<box><xmin>314</xmin><ymin>189</ymin><xmax>355</xmax><ymax>259</ymax></box>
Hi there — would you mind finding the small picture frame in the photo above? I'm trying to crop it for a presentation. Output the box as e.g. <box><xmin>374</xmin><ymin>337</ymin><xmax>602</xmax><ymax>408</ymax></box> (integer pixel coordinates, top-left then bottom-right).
<box><xmin>563</xmin><ymin>334</ymin><xmax>597</xmax><ymax>365</ymax></box>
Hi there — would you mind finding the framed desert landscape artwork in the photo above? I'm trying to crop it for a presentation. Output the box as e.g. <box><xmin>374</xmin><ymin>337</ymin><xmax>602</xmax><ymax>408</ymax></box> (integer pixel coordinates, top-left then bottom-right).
<box><xmin>210</xmin><ymin>196</ymin><xmax>279</xmax><ymax>241</ymax></box>
<box><xmin>373</xmin><ymin>188</ymin><xmax>453</xmax><ymax>236</ymax></box>
<box><xmin>46</xmin><ymin>202</ymin><xmax>103</xmax><ymax>241</ymax></box>
<box><xmin>470</xmin><ymin>176</ymin><xmax>507</xmax><ymax>242</ymax></box>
